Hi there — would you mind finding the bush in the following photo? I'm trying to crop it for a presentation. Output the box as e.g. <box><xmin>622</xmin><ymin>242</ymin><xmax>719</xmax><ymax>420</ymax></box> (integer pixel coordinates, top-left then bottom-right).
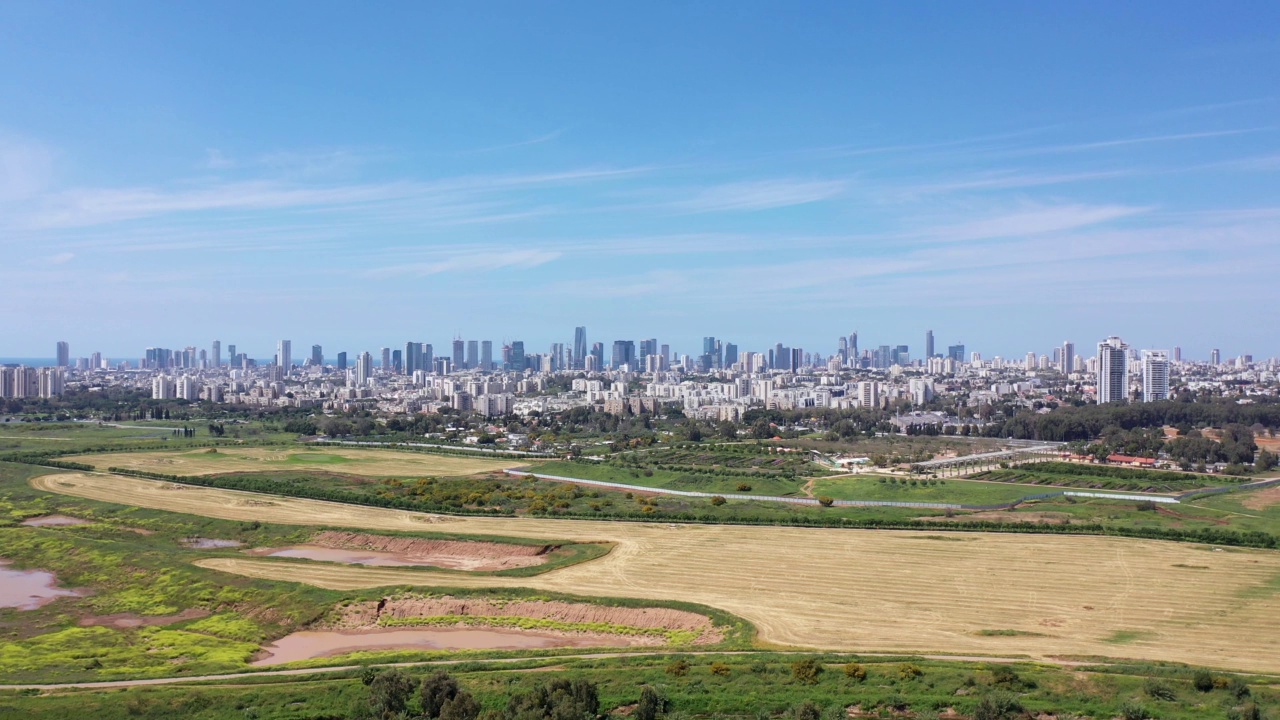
<box><xmin>791</xmin><ymin>659</ymin><xmax>822</xmax><ymax>684</ymax></box>
<box><xmin>634</xmin><ymin>685</ymin><xmax>665</xmax><ymax>720</ymax></box>
<box><xmin>897</xmin><ymin>663</ymin><xmax>923</xmax><ymax>680</ymax></box>
<box><xmin>842</xmin><ymin>662</ymin><xmax>866</xmax><ymax>681</ymax></box>
<box><xmin>710</xmin><ymin>496</ymin><xmax>727</xmax><ymax>506</ymax></box>
<box><xmin>793</xmin><ymin>701</ymin><xmax>820</xmax><ymax>720</ymax></box>
<box><xmin>817</xmin><ymin>496</ymin><xmax>834</xmax><ymax>507</ymax></box>
<box><xmin>1192</xmin><ymin>670</ymin><xmax>1215</xmax><ymax>693</ymax></box>
<box><xmin>972</xmin><ymin>691</ymin><xmax>1023</xmax><ymax>720</ymax></box>
<box><xmin>1120</xmin><ymin>699</ymin><xmax>1150</xmax><ymax>720</ymax></box>
<box><xmin>709</xmin><ymin>661</ymin><xmax>731</xmax><ymax>676</ymax></box>
<box><xmin>666</xmin><ymin>659</ymin><xmax>690</xmax><ymax>677</ymax></box>
<box><xmin>736</xmin><ymin>483</ymin><xmax>752</xmax><ymax>491</ymax></box>
<box><xmin>1143</xmin><ymin>678</ymin><xmax>1176</xmax><ymax>701</ymax></box>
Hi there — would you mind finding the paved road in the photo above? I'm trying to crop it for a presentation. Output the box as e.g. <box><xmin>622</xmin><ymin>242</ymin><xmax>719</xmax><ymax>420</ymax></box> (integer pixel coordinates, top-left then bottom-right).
<box><xmin>0</xmin><ymin>650</ymin><xmax>1093</xmax><ymax>691</ymax></box>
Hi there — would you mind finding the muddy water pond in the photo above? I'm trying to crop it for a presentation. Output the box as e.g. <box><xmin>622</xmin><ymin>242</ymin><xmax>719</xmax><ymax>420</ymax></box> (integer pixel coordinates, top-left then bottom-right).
<box><xmin>21</xmin><ymin>515</ymin><xmax>91</xmax><ymax>527</ymax></box>
<box><xmin>0</xmin><ymin>560</ymin><xmax>83</xmax><ymax>610</ymax></box>
<box><xmin>253</xmin><ymin>627</ymin><xmax>634</xmax><ymax>666</ymax></box>
<box><xmin>248</xmin><ymin>545</ymin><xmax>451</xmax><ymax>568</ymax></box>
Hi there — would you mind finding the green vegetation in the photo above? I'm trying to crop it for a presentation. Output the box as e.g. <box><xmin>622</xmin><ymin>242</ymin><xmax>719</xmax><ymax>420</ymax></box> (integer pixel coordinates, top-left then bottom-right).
<box><xmin>379</xmin><ymin>615</ymin><xmax>700</xmax><ymax>645</ymax></box>
<box><xmin>812</xmin><ymin>475</ymin><xmax>1038</xmax><ymax>505</ymax></box>
<box><xmin>972</xmin><ymin>462</ymin><xmax>1245</xmax><ymax>493</ymax></box>
<box><xmin>3</xmin><ymin>654</ymin><xmax>1275</xmax><ymax>719</ymax></box>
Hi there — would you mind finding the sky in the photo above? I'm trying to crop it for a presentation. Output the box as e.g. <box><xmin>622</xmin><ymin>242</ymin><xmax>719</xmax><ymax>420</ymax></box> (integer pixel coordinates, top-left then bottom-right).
<box><xmin>2</xmin><ymin>2</ymin><xmax>1278</xmax><ymax>362</ymax></box>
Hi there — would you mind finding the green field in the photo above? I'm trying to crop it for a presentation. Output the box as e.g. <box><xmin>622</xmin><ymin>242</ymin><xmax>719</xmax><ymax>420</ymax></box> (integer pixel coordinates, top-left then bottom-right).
<box><xmin>970</xmin><ymin>462</ymin><xmax>1241</xmax><ymax>493</ymax></box>
<box><xmin>0</xmin><ymin>420</ymin><xmax>293</xmax><ymax>456</ymax></box>
<box><xmin>535</xmin><ymin>459</ymin><xmax>811</xmax><ymax>497</ymax></box>
<box><xmin>3</xmin><ymin>652</ymin><xmax>1274</xmax><ymax>720</ymax></box>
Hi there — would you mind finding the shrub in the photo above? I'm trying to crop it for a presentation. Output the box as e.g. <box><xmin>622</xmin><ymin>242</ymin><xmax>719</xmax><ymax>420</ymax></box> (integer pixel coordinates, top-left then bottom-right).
<box><xmin>793</xmin><ymin>701</ymin><xmax>820</xmax><ymax>720</ymax></box>
<box><xmin>634</xmin><ymin>685</ymin><xmax>665</xmax><ymax>720</ymax></box>
<box><xmin>710</xmin><ymin>496</ymin><xmax>727</xmax><ymax>506</ymax></box>
<box><xmin>817</xmin><ymin>496</ymin><xmax>834</xmax><ymax>507</ymax></box>
<box><xmin>749</xmin><ymin>660</ymin><xmax>769</xmax><ymax>674</ymax></box>
<box><xmin>1143</xmin><ymin>678</ymin><xmax>1176</xmax><ymax>701</ymax></box>
<box><xmin>791</xmin><ymin>659</ymin><xmax>822</xmax><ymax>684</ymax></box>
<box><xmin>1192</xmin><ymin>670</ymin><xmax>1215</xmax><ymax>693</ymax></box>
<box><xmin>666</xmin><ymin>659</ymin><xmax>690</xmax><ymax>677</ymax></box>
<box><xmin>972</xmin><ymin>691</ymin><xmax>1023</xmax><ymax>720</ymax></box>
<box><xmin>1120</xmin><ymin>699</ymin><xmax>1150</xmax><ymax>720</ymax></box>
<box><xmin>736</xmin><ymin>483</ymin><xmax>752</xmax><ymax>491</ymax></box>
<box><xmin>842</xmin><ymin>662</ymin><xmax>866</xmax><ymax>681</ymax></box>
<box><xmin>897</xmin><ymin>663</ymin><xmax>923</xmax><ymax>680</ymax></box>
<box><xmin>1230</xmin><ymin>677</ymin><xmax>1252</xmax><ymax>700</ymax></box>
<box><xmin>709</xmin><ymin>661</ymin><xmax>731</xmax><ymax>676</ymax></box>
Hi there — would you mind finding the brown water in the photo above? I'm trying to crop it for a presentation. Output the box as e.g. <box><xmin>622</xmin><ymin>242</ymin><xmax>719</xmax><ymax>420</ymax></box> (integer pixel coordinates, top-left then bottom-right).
<box><xmin>183</xmin><ymin>537</ymin><xmax>243</xmax><ymax>549</ymax></box>
<box><xmin>0</xmin><ymin>561</ymin><xmax>82</xmax><ymax>610</ymax></box>
<box><xmin>21</xmin><ymin>515</ymin><xmax>91</xmax><ymax>527</ymax></box>
<box><xmin>252</xmin><ymin>627</ymin><xmax>633</xmax><ymax>666</ymax></box>
<box><xmin>249</xmin><ymin>545</ymin><xmax>442</xmax><ymax>567</ymax></box>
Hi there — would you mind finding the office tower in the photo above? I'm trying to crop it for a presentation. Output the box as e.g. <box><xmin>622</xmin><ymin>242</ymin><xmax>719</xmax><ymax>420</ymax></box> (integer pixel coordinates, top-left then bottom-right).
<box><xmin>90</xmin><ymin>351</ymin><xmax>103</xmax><ymax>370</ymax></box>
<box><xmin>54</xmin><ymin>341</ymin><xmax>69</xmax><ymax>367</ymax></box>
<box><xmin>510</xmin><ymin>341</ymin><xmax>526</xmax><ymax>371</ymax></box>
<box><xmin>422</xmin><ymin>344</ymin><xmax>434</xmax><ymax>372</ymax></box>
<box><xmin>849</xmin><ymin>332</ymin><xmax>858</xmax><ymax>359</ymax></box>
<box><xmin>466</xmin><ymin>340</ymin><xmax>478</xmax><ymax>370</ymax></box>
<box><xmin>640</xmin><ymin>338</ymin><xmax>658</xmax><ymax>360</ymax></box>
<box><xmin>311</xmin><ymin>344</ymin><xmax>323</xmax><ymax>366</ymax></box>
<box><xmin>391</xmin><ymin>349</ymin><xmax>402</xmax><ymax>372</ymax></box>
<box><xmin>355</xmin><ymin>351</ymin><xmax>373</xmax><ymax>386</ymax></box>
<box><xmin>449</xmin><ymin>339</ymin><xmax>462</xmax><ymax>370</ymax></box>
<box><xmin>210</xmin><ymin>340</ymin><xmax>220</xmax><ymax>368</ymax></box>
<box><xmin>659</xmin><ymin>344</ymin><xmax>670</xmax><ymax>363</ymax></box>
<box><xmin>1097</xmin><ymin>336</ymin><xmax>1129</xmax><ymax>404</ymax></box>
<box><xmin>791</xmin><ymin>348</ymin><xmax>804</xmax><ymax>371</ymax></box>
<box><xmin>380</xmin><ymin>347</ymin><xmax>391</xmax><ymax>370</ymax></box>
<box><xmin>947</xmin><ymin>344</ymin><xmax>965</xmax><ymax>362</ymax></box>
<box><xmin>337</xmin><ymin>352</ymin><xmax>348</xmax><ymax>371</ymax></box>
<box><xmin>573</xmin><ymin>327</ymin><xmax>587</xmax><ymax>369</ymax></box>
<box><xmin>1062</xmin><ymin>341</ymin><xmax>1075</xmax><ymax>373</ymax></box>
<box><xmin>1142</xmin><ymin>350</ymin><xmax>1170</xmax><ymax>403</ymax></box>
<box><xmin>925</xmin><ymin>330</ymin><xmax>934</xmax><ymax>359</ymax></box>
<box><xmin>611</xmin><ymin>340</ymin><xmax>636</xmax><ymax>369</ymax></box>
<box><xmin>480</xmin><ymin>341</ymin><xmax>493</xmax><ymax>371</ymax></box>
<box><xmin>1210</xmin><ymin>348</ymin><xmax>1221</xmax><ymax>365</ymax></box>
<box><xmin>590</xmin><ymin>342</ymin><xmax>604</xmax><ymax>371</ymax></box>
<box><xmin>276</xmin><ymin>340</ymin><xmax>291</xmax><ymax>370</ymax></box>
<box><xmin>404</xmin><ymin>341</ymin><xmax>418</xmax><ymax>375</ymax></box>
<box><xmin>837</xmin><ymin>337</ymin><xmax>848</xmax><ymax>364</ymax></box>
<box><xmin>1172</xmin><ymin>346</ymin><xmax>1182</xmax><ymax>363</ymax></box>
<box><xmin>893</xmin><ymin>345</ymin><xmax>909</xmax><ymax>365</ymax></box>
<box><xmin>724</xmin><ymin>343</ymin><xmax>738</xmax><ymax>368</ymax></box>
<box><xmin>227</xmin><ymin>345</ymin><xmax>236</xmax><ymax>365</ymax></box>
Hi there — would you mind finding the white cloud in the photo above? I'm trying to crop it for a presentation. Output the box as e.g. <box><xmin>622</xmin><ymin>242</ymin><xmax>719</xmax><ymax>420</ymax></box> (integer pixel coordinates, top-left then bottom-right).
<box><xmin>672</xmin><ymin>179</ymin><xmax>845</xmax><ymax>213</ymax></box>
<box><xmin>360</xmin><ymin>249</ymin><xmax>562</xmax><ymax>278</ymax></box>
<box><xmin>47</xmin><ymin>251</ymin><xmax>74</xmax><ymax>264</ymax></box>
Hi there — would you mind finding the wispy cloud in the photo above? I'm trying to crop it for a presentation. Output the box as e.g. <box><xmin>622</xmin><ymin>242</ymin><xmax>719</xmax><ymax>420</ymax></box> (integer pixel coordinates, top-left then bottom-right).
<box><xmin>360</xmin><ymin>249</ymin><xmax>562</xmax><ymax>278</ymax></box>
<box><xmin>672</xmin><ymin>179</ymin><xmax>845</xmax><ymax>213</ymax></box>
<box><xmin>0</xmin><ymin>134</ymin><xmax>55</xmax><ymax>203</ymax></box>
<box><xmin>908</xmin><ymin>202</ymin><xmax>1151</xmax><ymax>244</ymax></box>
<box><xmin>461</xmin><ymin>129</ymin><xmax>566</xmax><ymax>155</ymax></box>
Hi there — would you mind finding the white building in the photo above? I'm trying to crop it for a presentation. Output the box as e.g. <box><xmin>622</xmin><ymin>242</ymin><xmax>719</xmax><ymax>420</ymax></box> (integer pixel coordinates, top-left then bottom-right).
<box><xmin>1142</xmin><ymin>350</ymin><xmax>1170</xmax><ymax>403</ymax></box>
<box><xmin>1097</xmin><ymin>336</ymin><xmax>1129</xmax><ymax>404</ymax></box>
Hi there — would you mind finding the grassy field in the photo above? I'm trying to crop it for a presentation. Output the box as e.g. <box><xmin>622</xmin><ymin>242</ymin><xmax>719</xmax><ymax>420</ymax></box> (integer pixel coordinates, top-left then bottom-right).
<box><xmin>35</xmin><ymin>470</ymin><xmax>1280</xmax><ymax>674</ymax></box>
<box><xmin>535</xmin><ymin>459</ymin><xmax>810</xmax><ymax>496</ymax></box>
<box><xmin>69</xmin><ymin>446</ymin><xmax>521</xmax><ymax>477</ymax></box>
<box><xmin>970</xmin><ymin>462</ymin><xmax>1240</xmax><ymax>493</ymax></box>
<box><xmin>4</xmin><ymin>652</ymin><xmax>1276</xmax><ymax>720</ymax></box>
<box><xmin>0</xmin><ymin>421</ymin><xmax>292</xmax><ymax>455</ymax></box>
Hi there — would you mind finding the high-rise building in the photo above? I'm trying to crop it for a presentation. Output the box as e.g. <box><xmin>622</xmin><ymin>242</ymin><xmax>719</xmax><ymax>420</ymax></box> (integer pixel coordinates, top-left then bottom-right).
<box><xmin>211</xmin><ymin>340</ymin><xmax>221</xmax><ymax>368</ymax></box>
<box><xmin>611</xmin><ymin>340</ymin><xmax>636</xmax><ymax>369</ymax></box>
<box><xmin>404</xmin><ymin>341</ymin><xmax>419</xmax><ymax>375</ymax></box>
<box><xmin>1210</xmin><ymin>348</ymin><xmax>1221</xmax><ymax>365</ymax></box>
<box><xmin>355</xmin><ymin>351</ymin><xmax>374</xmax><ymax>386</ymax></box>
<box><xmin>947</xmin><ymin>344</ymin><xmax>965</xmax><ymax>362</ymax></box>
<box><xmin>925</xmin><ymin>330</ymin><xmax>934</xmax><ymax>359</ymax></box>
<box><xmin>452</xmin><ymin>339</ymin><xmax>465</xmax><ymax>370</ymax></box>
<box><xmin>1061</xmin><ymin>341</ymin><xmax>1075</xmax><ymax>374</ymax></box>
<box><xmin>573</xmin><ymin>327</ymin><xmax>587</xmax><ymax>370</ymax></box>
<box><xmin>590</xmin><ymin>342</ymin><xmax>604</xmax><ymax>371</ymax></box>
<box><xmin>38</xmin><ymin>367</ymin><xmax>64</xmax><ymax>398</ymax></box>
<box><xmin>1142</xmin><ymin>350</ymin><xmax>1170</xmax><ymax>403</ymax></box>
<box><xmin>480</xmin><ymin>340</ymin><xmax>493</xmax><ymax>371</ymax></box>
<box><xmin>724</xmin><ymin>343</ymin><xmax>739</xmax><ymax>368</ymax></box>
<box><xmin>380</xmin><ymin>347</ymin><xmax>391</xmax><ymax>370</ymax></box>
<box><xmin>422</xmin><ymin>344</ymin><xmax>434</xmax><ymax>372</ymax></box>
<box><xmin>311</xmin><ymin>344</ymin><xmax>323</xmax><ymax>366</ymax></box>
<box><xmin>56</xmin><ymin>341</ymin><xmax>70</xmax><ymax>367</ymax></box>
<box><xmin>227</xmin><ymin>344</ymin><xmax>236</xmax><ymax>364</ymax></box>
<box><xmin>1172</xmin><ymin>346</ymin><xmax>1182</xmax><ymax>363</ymax></box>
<box><xmin>391</xmin><ymin>349</ymin><xmax>402</xmax><ymax>372</ymax></box>
<box><xmin>849</xmin><ymin>332</ymin><xmax>858</xmax><ymax>359</ymax></box>
<box><xmin>336</xmin><ymin>352</ymin><xmax>347</xmax><ymax>371</ymax></box>
<box><xmin>466</xmin><ymin>340</ymin><xmax>478</xmax><ymax>370</ymax></box>
<box><xmin>857</xmin><ymin>381</ymin><xmax>879</xmax><ymax>409</ymax></box>
<box><xmin>510</xmin><ymin>341</ymin><xmax>525</xmax><ymax>371</ymax></box>
<box><xmin>1097</xmin><ymin>336</ymin><xmax>1129</xmax><ymax>404</ymax></box>
<box><xmin>276</xmin><ymin>340</ymin><xmax>291</xmax><ymax>371</ymax></box>
<box><xmin>640</xmin><ymin>338</ymin><xmax>658</xmax><ymax>360</ymax></box>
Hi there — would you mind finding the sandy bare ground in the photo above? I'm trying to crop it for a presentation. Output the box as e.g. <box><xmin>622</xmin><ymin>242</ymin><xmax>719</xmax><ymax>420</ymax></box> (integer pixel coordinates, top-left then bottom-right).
<box><xmin>256</xmin><ymin>531</ymin><xmax>553</xmax><ymax>571</ymax></box>
<box><xmin>68</xmin><ymin>446</ymin><xmax>520</xmax><ymax>478</ymax></box>
<box><xmin>1242</xmin><ymin>486</ymin><xmax>1280</xmax><ymax>511</ymax></box>
<box><xmin>33</xmin><ymin>471</ymin><xmax>1280</xmax><ymax>673</ymax></box>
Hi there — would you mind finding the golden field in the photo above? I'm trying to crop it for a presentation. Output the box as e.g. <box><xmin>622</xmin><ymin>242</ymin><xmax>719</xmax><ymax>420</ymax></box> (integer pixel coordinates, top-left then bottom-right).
<box><xmin>67</xmin><ymin>446</ymin><xmax>520</xmax><ymax>477</ymax></box>
<box><xmin>33</xmin><ymin>471</ymin><xmax>1280</xmax><ymax>673</ymax></box>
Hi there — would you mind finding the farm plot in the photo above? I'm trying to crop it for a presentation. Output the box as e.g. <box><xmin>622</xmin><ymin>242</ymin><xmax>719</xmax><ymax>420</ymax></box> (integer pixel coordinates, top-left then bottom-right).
<box><xmin>68</xmin><ymin>446</ymin><xmax>520</xmax><ymax>478</ymax></box>
<box><xmin>34</xmin><ymin>471</ymin><xmax>1280</xmax><ymax>674</ymax></box>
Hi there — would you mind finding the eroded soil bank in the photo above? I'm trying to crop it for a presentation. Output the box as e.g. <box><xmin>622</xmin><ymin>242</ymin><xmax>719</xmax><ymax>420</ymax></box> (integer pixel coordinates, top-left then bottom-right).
<box><xmin>248</xmin><ymin>531</ymin><xmax>554</xmax><ymax>571</ymax></box>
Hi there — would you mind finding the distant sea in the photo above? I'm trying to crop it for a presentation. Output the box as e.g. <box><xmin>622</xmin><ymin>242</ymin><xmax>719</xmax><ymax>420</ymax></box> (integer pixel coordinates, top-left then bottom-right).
<box><xmin>0</xmin><ymin>358</ymin><xmax>57</xmax><ymax>367</ymax></box>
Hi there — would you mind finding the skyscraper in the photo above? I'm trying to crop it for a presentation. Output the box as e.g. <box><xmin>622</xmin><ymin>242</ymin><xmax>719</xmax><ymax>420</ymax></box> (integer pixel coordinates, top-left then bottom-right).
<box><xmin>724</xmin><ymin>343</ymin><xmax>738</xmax><ymax>368</ymax></box>
<box><xmin>311</xmin><ymin>344</ymin><xmax>323</xmax><ymax>366</ymax></box>
<box><xmin>480</xmin><ymin>340</ymin><xmax>493</xmax><ymax>371</ymax></box>
<box><xmin>466</xmin><ymin>340</ymin><xmax>478</xmax><ymax>370</ymax></box>
<box><xmin>611</xmin><ymin>340</ymin><xmax>636</xmax><ymax>369</ymax></box>
<box><xmin>947</xmin><ymin>344</ymin><xmax>965</xmax><ymax>362</ymax></box>
<box><xmin>380</xmin><ymin>347</ymin><xmax>391</xmax><ymax>370</ymax></box>
<box><xmin>1142</xmin><ymin>350</ymin><xmax>1170</xmax><ymax>403</ymax></box>
<box><xmin>924</xmin><ymin>330</ymin><xmax>934</xmax><ymax>359</ymax></box>
<box><xmin>573</xmin><ymin>327</ymin><xmax>587</xmax><ymax>370</ymax></box>
<box><xmin>56</xmin><ymin>341</ymin><xmax>69</xmax><ymax>367</ymax></box>
<box><xmin>276</xmin><ymin>340</ymin><xmax>291</xmax><ymax>371</ymax></box>
<box><xmin>422</xmin><ymin>344</ymin><xmax>434</xmax><ymax>372</ymax></box>
<box><xmin>848</xmin><ymin>332</ymin><xmax>858</xmax><ymax>359</ymax></box>
<box><xmin>452</xmin><ymin>339</ymin><xmax>465</xmax><ymax>370</ymax></box>
<box><xmin>1097</xmin><ymin>336</ymin><xmax>1129</xmax><ymax>404</ymax></box>
<box><xmin>211</xmin><ymin>340</ymin><xmax>221</xmax><ymax>368</ymax></box>
<box><xmin>1061</xmin><ymin>341</ymin><xmax>1075</xmax><ymax>374</ymax></box>
<box><xmin>227</xmin><ymin>345</ymin><xmax>236</xmax><ymax>365</ymax></box>
<box><xmin>337</xmin><ymin>351</ymin><xmax>347</xmax><ymax>371</ymax></box>
<box><xmin>510</xmin><ymin>341</ymin><xmax>525</xmax><ymax>371</ymax></box>
<box><xmin>1172</xmin><ymin>346</ymin><xmax>1182</xmax><ymax>363</ymax></box>
<box><xmin>355</xmin><ymin>351</ymin><xmax>373</xmax><ymax>386</ymax></box>
<box><xmin>640</xmin><ymin>338</ymin><xmax>658</xmax><ymax>360</ymax></box>
<box><xmin>1210</xmin><ymin>348</ymin><xmax>1221</xmax><ymax>365</ymax></box>
<box><xmin>590</xmin><ymin>342</ymin><xmax>604</xmax><ymax>371</ymax></box>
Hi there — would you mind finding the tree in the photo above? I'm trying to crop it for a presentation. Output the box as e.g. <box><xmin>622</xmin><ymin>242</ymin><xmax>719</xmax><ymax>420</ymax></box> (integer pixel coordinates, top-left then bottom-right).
<box><xmin>439</xmin><ymin>690</ymin><xmax>481</xmax><ymax>720</ymax></box>
<box><xmin>1193</xmin><ymin>670</ymin><xmax>1215</xmax><ymax>693</ymax></box>
<box><xmin>421</xmin><ymin>671</ymin><xmax>462</xmax><ymax>718</ymax></box>
<box><xmin>842</xmin><ymin>663</ymin><xmax>866</xmax><ymax>681</ymax></box>
<box><xmin>665</xmin><ymin>659</ymin><xmax>690</xmax><ymax>677</ymax></box>
<box><xmin>709</xmin><ymin>661</ymin><xmax>731</xmax><ymax>676</ymax></box>
<box><xmin>362</xmin><ymin>669</ymin><xmax>415</xmax><ymax>720</ymax></box>
<box><xmin>817</xmin><ymin>496</ymin><xmax>834</xmax><ymax>507</ymax></box>
<box><xmin>791</xmin><ymin>659</ymin><xmax>822</xmax><ymax>684</ymax></box>
<box><xmin>1119</xmin><ymin>699</ymin><xmax>1150</xmax><ymax>720</ymax></box>
<box><xmin>972</xmin><ymin>691</ymin><xmax>1023</xmax><ymax>720</ymax></box>
<box><xmin>793</xmin><ymin>701</ymin><xmax>820</xmax><ymax>720</ymax></box>
<box><xmin>633</xmin><ymin>685</ymin><xmax>665</xmax><ymax>720</ymax></box>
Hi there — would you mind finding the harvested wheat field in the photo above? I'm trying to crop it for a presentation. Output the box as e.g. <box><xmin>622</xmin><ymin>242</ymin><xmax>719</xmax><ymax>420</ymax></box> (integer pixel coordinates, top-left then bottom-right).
<box><xmin>68</xmin><ymin>446</ymin><xmax>520</xmax><ymax>477</ymax></box>
<box><xmin>34</xmin><ymin>472</ymin><xmax>1280</xmax><ymax>673</ymax></box>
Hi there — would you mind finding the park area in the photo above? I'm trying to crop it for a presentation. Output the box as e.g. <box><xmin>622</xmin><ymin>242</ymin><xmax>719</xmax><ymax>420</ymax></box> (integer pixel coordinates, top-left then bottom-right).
<box><xmin>69</xmin><ymin>446</ymin><xmax>521</xmax><ymax>478</ymax></box>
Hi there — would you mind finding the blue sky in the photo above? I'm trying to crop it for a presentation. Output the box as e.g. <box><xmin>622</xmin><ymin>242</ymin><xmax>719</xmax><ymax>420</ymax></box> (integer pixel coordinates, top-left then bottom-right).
<box><xmin>2</xmin><ymin>2</ymin><xmax>1278</xmax><ymax>361</ymax></box>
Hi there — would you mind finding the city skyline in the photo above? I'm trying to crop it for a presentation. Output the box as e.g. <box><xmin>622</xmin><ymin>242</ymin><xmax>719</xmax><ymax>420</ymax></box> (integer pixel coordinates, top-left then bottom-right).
<box><xmin>2</xmin><ymin>4</ymin><xmax>1279</xmax><ymax>356</ymax></box>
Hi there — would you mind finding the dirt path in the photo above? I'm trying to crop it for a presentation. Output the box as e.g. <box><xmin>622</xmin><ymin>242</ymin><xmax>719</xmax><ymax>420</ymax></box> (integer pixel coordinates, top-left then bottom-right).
<box><xmin>0</xmin><ymin>650</ymin><xmax>1101</xmax><ymax>691</ymax></box>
